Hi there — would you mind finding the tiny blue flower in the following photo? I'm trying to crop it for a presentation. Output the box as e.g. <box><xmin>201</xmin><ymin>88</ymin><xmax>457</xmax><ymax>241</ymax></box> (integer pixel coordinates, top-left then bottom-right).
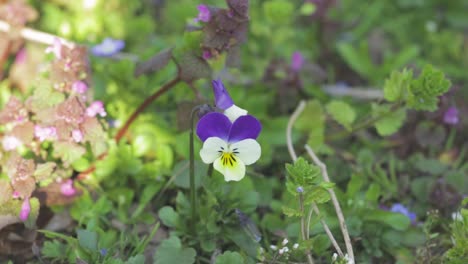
<box><xmin>91</xmin><ymin>38</ymin><xmax>125</xmax><ymax>57</ymax></box>
<box><xmin>390</xmin><ymin>203</ymin><xmax>416</xmax><ymax>223</ymax></box>
<box><xmin>100</xmin><ymin>248</ymin><xmax>108</xmax><ymax>256</ymax></box>
<box><xmin>296</xmin><ymin>186</ymin><xmax>304</xmax><ymax>193</ymax></box>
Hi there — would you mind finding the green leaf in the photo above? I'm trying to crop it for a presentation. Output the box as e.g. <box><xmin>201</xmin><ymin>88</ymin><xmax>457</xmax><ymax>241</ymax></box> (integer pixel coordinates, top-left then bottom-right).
<box><xmin>347</xmin><ymin>174</ymin><xmax>364</xmax><ymax>197</ymax></box>
<box><xmin>305</xmin><ymin>187</ymin><xmax>331</xmax><ymax>204</ymax></box>
<box><xmin>126</xmin><ymin>254</ymin><xmax>146</xmax><ymax>264</ymax></box>
<box><xmin>285</xmin><ymin>158</ymin><xmax>321</xmax><ymax>195</ymax></box>
<box><xmin>282</xmin><ymin>206</ymin><xmax>303</xmax><ymax>217</ymax></box>
<box><xmin>178</xmin><ymin>52</ymin><xmax>212</xmax><ymax>82</ymax></box>
<box><xmin>158</xmin><ymin>206</ymin><xmax>179</xmax><ymax>228</ymax></box>
<box><xmin>33</xmin><ymin>162</ymin><xmax>56</xmax><ymax>181</ymax></box>
<box><xmin>53</xmin><ymin>141</ymin><xmax>86</xmax><ymax>164</ymax></box>
<box><xmin>365</xmin><ymin>183</ymin><xmax>381</xmax><ymax>202</ymax></box>
<box><xmin>173</xmin><ymin>160</ymin><xmax>207</xmax><ymax>189</ymax></box>
<box><xmin>364</xmin><ymin>210</ymin><xmax>410</xmax><ymax>231</ymax></box>
<box><xmin>326</xmin><ymin>100</ymin><xmax>356</xmax><ymax>131</ymax></box>
<box><xmin>263</xmin><ymin>0</ymin><xmax>294</xmax><ymax>24</ymax></box>
<box><xmin>383</xmin><ymin>68</ymin><xmax>413</xmax><ymax>102</ymax></box>
<box><xmin>407</xmin><ymin>64</ymin><xmax>451</xmax><ymax>111</ymax></box>
<box><xmin>300</xmin><ymin>2</ymin><xmax>316</xmax><ymax>15</ymax></box>
<box><xmin>215</xmin><ymin>251</ymin><xmax>244</xmax><ymax>264</ymax></box>
<box><xmin>77</xmin><ymin>229</ymin><xmax>98</xmax><ymax>251</ymax></box>
<box><xmin>153</xmin><ymin>236</ymin><xmax>196</xmax><ymax>264</ymax></box>
<box><xmin>372</xmin><ymin>104</ymin><xmax>406</xmax><ymax>136</ymax></box>
<box><xmin>42</xmin><ymin>240</ymin><xmax>68</xmax><ymax>260</ymax></box>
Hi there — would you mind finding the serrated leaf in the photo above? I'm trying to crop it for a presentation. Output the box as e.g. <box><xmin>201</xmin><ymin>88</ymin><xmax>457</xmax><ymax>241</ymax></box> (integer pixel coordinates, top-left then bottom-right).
<box><xmin>383</xmin><ymin>68</ymin><xmax>413</xmax><ymax>102</ymax></box>
<box><xmin>407</xmin><ymin>64</ymin><xmax>451</xmax><ymax>111</ymax></box>
<box><xmin>158</xmin><ymin>206</ymin><xmax>179</xmax><ymax>227</ymax></box>
<box><xmin>326</xmin><ymin>100</ymin><xmax>356</xmax><ymax>131</ymax></box>
<box><xmin>372</xmin><ymin>104</ymin><xmax>406</xmax><ymax>136</ymax></box>
<box><xmin>282</xmin><ymin>206</ymin><xmax>303</xmax><ymax>217</ymax></box>
<box><xmin>42</xmin><ymin>241</ymin><xmax>68</xmax><ymax>259</ymax></box>
<box><xmin>285</xmin><ymin>158</ymin><xmax>321</xmax><ymax>194</ymax></box>
<box><xmin>134</xmin><ymin>48</ymin><xmax>173</xmax><ymax>77</ymax></box>
<box><xmin>215</xmin><ymin>251</ymin><xmax>244</xmax><ymax>264</ymax></box>
<box><xmin>153</xmin><ymin>236</ymin><xmax>196</xmax><ymax>264</ymax></box>
<box><xmin>304</xmin><ymin>187</ymin><xmax>330</xmax><ymax>204</ymax></box>
<box><xmin>53</xmin><ymin>141</ymin><xmax>86</xmax><ymax>164</ymax></box>
<box><xmin>33</xmin><ymin>162</ymin><xmax>56</xmax><ymax>182</ymax></box>
<box><xmin>77</xmin><ymin>229</ymin><xmax>98</xmax><ymax>251</ymax></box>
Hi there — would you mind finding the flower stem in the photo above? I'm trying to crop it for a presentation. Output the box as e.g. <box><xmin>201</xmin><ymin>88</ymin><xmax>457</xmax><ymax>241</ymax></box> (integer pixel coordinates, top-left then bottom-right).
<box><xmin>299</xmin><ymin>193</ymin><xmax>315</xmax><ymax>264</ymax></box>
<box><xmin>189</xmin><ymin>106</ymin><xmax>202</xmax><ymax>229</ymax></box>
<box><xmin>115</xmin><ymin>76</ymin><xmax>181</xmax><ymax>142</ymax></box>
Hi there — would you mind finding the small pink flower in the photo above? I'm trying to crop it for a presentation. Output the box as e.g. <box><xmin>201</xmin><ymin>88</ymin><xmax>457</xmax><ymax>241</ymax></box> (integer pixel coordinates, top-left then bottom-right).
<box><xmin>2</xmin><ymin>136</ymin><xmax>22</xmax><ymax>151</ymax></box>
<box><xmin>72</xmin><ymin>129</ymin><xmax>84</xmax><ymax>143</ymax></box>
<box><xmin>72</xmin><ymin>81</ymin><xmax>88</xmax><ymax>94</ymax></box>
<box><xmin>86</xmin><ymin>101</ymin><xmax>107</xmax><ymax>117</ymax></box>
<box><xmin>34</xmin><ymin>126</ymin><xmax>58</xmax><ymax>142</ymax></box>
<box><xmin>45</xmin><ymin>38</ymin><xmax>63</xmax><ymax>59</ymax></box>
<box><xmin>12</xmin><ymin>191</ymin><xmax>20</xmax><ymax>199</ymax></box>
<box><xmin>60</xmin><ymin>179</ymin><xmax>77</xmax><ymax>197</ymax></box>
<box><xmin>194</xmin><ymin>4</ymin><xmax>211</xmax><ymax>23</ymax></box>
<box><xmin>20</xmin><ymin>198</ymin><xmax>31</xmax><ymax>221</ymax></box>
<box><xmin>291</xmin><ymin>51</ymin><xmax>304</xmax><ymax>72</ymax></box>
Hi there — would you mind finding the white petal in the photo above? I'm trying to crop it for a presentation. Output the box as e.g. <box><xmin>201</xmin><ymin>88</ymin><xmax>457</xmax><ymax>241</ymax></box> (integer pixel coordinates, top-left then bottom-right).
<box><xmin>199</xmin><ymin>137</ymin><xmax>226</xmax><ymax>164</ymax></box>
<box><xmin>231</xmin><ymin>139</ymin><xmax>261</xmax><ymax>165</ymax></box>
<box><xmin>224</xmin><ymin>104</ymin><xmax>248</xmax><ymax>122</ymax></box>
<box><xmin>214</xmin><ymin>156</ymin><xmax>246</xmax><ymax>181</ymax></box>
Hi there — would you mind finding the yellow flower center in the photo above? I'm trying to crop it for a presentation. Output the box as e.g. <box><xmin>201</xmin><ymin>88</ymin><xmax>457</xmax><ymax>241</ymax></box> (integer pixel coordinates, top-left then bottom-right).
<box><xmin>220</xmin><ymin>152</ymin><xmax>237</xmax><ymax>168</ymax></box>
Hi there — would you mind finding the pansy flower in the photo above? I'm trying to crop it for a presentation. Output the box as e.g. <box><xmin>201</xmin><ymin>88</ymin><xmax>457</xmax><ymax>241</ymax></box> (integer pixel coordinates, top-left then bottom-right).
<box><xmin>212</xmin><ymin>79</ymin><xmax>247</xmax><ymax>122</ymax></box>
<box><xmin>197</xmin><ymin>112</ymin><xmax>261</xmax><ymax>181</ymax></box>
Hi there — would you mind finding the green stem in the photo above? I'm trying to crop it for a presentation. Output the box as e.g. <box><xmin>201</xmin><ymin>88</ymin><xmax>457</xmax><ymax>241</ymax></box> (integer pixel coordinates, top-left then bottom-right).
<box><xmin>189</xmin><ymin>106</ymin><xmax>202</xmax><ymax>230</ymax></box>
<box><xmin>299</xmin><ymin>193</ymin><xmax>314</xmax><ymax>264</ymax></box>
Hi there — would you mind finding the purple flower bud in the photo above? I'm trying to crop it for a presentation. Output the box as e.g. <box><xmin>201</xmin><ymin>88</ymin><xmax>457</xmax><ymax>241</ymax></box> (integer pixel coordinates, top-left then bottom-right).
<box><xmin>72</xmin><ymin>81</ymin><xmax>88</xmax><ymax>94</ymax></box>
<box><xmin>15</xmin><ymin>48</ymin><xmax>27</xmax><ymax>64</ymax></box>
<box><xmin>202</xmin><ymin>50</ymin><xmax>212</xmax><ymax>60</ymax></box>
<box><xmin>291</xmin><ymin>51</ymin><xmax>304</xmax><ymax>72</ymax></box>
<box><xmin>194</xmin><ymin>4</ymin><xmax>211</xmax><ymax>23</ymax></box>
<box><xmin>86</xmin><ymin>101</ymin><xmax>107</xmax><ymax>117</ymax></box>
<box><xmin>20</xmin><ymin>198</ymin><xmax>31</xmax><ymax>221</ymax></box>
<box><xmin>91</xmin><ymin>38</ymin><xmax>125</xmax><ymax>57</ymax></box>
<box><xmin>212</xmin><ymin>79</ymin><xmax>234</xmax><ymax>110</ymax></box>
<box><xmin>443</xmin><ymin>107</ymin><xmax>459</xmax><ymax>125</ymax></box>
<box><xmin>296</xmin><ymin>186</ymin><xmax>304</xmax><ymax>193</ymax></box>
<box><xmin>12</xmin><ymin>191</ymin><xmax>20</xmax><ymax>199</ymax></box>
<box><xmin>60</xmin><ymin>179</ymin><xmax>77</xmax><ymax>196</ymax></box>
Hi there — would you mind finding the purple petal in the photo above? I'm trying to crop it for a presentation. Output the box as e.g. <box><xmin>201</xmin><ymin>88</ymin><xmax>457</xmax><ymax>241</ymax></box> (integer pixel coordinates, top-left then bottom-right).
<box><xmin>228</xmin><ymin>115</ymin><xmax>262</xmax><ymax>142</ymax></box>
<box><xmin>91</xmin><ymin>38</ymin><xmax>125</xmax><ymax>57</ymax></box>
<box><xmin>291</xmin><ymin>51</ymin><xmax>304</xmax><ymax>72</ymax></box>
<box><xmin>212</xmin><ymin>79</ymin><xmax>234</xmax><ymax>110</ymax></box>
<box><xmin>443</xmin><ymin>107</ymin><xmax>459</xmax><ymax>125</ymax></box>
<box><xmin>196</xmin><ymin>112</ymin><xmax>231</xmax><ymax>142</ymax></box>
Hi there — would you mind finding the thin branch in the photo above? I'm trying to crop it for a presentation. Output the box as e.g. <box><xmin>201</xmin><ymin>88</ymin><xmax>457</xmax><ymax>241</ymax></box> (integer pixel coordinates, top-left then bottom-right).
<box><xmin>322</xmin><ymin>84</ymin><xmax>383</xmax><ymax>100</ymax></box>
<box><xmin>0</xmin><ymin>19</ymin><xmax>74</xmax><ymax>47</ymax></box>
<box><xmin>311</xmin><ymin>203</ymin><xmax>344</xmax><ymax>257</ymax></box>
<box><xmin>304</xmin><ymin>145</ymin><xmax>355</xmax><ymax>262</ymax></box>
<box><xmin>286</xmin><ymin>100</ymin><xmax>306</xmax><ymax>161</ymax></box>
<box><xmin>114</xmin><ymin>76</ymin><xmax>181</xmax><ymax>142</ymax></box>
